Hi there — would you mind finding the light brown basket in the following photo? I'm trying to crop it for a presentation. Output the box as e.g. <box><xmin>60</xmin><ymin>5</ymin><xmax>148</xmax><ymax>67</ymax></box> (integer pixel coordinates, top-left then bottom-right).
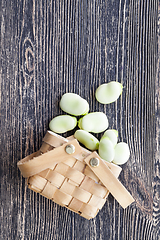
<box><xmin>17</xmin><ymin>131</ymin><xmax>134</xmax><ymax>220</ymax></box>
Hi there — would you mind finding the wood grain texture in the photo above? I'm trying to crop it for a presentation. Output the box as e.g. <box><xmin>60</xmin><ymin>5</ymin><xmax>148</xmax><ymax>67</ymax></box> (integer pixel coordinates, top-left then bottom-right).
<box><xmin>0</xmin><ymin>0</ymin><xmax>159</xmax><ymax>239</ymax></box>
<box><xmin>153</xmin><ymin>2</ymin><xmax>160</xmax><ymax>239</ymax></box>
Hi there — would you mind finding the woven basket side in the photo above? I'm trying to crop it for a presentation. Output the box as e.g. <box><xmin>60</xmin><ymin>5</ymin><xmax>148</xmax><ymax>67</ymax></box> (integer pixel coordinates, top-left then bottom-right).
<box><xmin>28</xmin><ymin>158</ymin><xmax>109</xmax><ymax>220</ymax></box>
<box><xmin>18</xmin><ymin>131</ymin><xmax>134</xmax><ymax>219</ymax></box>
<box><xmin>27</xmin><ymin>132</ymin><xmax>110</xmax><ymax>219</ymax></box>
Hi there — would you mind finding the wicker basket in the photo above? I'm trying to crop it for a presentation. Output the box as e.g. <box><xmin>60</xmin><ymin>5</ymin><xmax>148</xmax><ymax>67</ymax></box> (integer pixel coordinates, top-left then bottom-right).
<box><xmin>17</xmin><ymin>131</ymin><xmax>134</xmax><ymax>220</ymax></box>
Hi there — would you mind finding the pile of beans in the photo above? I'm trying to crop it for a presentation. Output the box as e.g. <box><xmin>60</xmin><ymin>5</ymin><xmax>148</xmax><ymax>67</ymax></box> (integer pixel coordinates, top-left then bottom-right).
<box><xmin>49</xmin><ymin>81</ymin><xmax>130</xmax><ymax>165</ymax></box>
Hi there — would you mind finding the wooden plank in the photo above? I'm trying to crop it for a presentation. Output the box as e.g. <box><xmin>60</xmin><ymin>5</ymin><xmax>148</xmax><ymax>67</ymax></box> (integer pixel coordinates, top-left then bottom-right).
<box><xmin>0</xmin><ymin>0</ymin><xmax>159</xmax><ymax>239</ymax></box>
<box><xmin>153</xmin><ymin>3</ymin><xmax>160</xmax><ymax>238</ymax></box>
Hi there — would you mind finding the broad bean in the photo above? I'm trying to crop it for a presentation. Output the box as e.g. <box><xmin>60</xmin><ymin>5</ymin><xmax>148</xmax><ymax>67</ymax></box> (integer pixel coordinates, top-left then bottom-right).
<box><xmin>95</xmin><ymin>81</ymin><xmax>123</xmax><ymax>104</ymax></box>
<box><xmin>74</xmin><ymin>129</ymin><xmax>99</xmax><ymax>151</ymax></box>
<box><xmin>102</xmin><ymin>129</ymin><xmax>118</xmax><ymax>147</ymax></box>
<box><xmin>98</xmin><ymin>137</ymin><xmax>115</xmax><ymax>162</ymax></box>
<box><xmin>60</xmin><ymin>93</ymin><xmax>89</xmax><ymax>116</ymax></box>
<box><xmin>49</xmin><ymin>115</ymin><xmax>77</xmax><ymax>133</ymax></box>
<box><xmin>78</xmin><ymin>112</ymin><xmax>109</xmax><ymax>133</ymax></box>
<box><xmin>112</xmin><ymin>142</ymin><xmax>130</xmax><ymax>165</ymax></box>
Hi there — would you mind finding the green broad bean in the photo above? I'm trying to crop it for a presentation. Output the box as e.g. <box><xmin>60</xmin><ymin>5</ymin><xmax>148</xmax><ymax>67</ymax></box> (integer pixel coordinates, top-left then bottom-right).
<box><xmin>95</xmin><ymin>81</ymin><xmax>123</xmax><ymax>104</ymax></box>
<box><xmin>49</xmin><ymin>115</ymin><xmax>77</xmax><ymax>133</ymax></box>
<box><xmin>78</xmin><ymin>112</ymin><xmax>109</xmax><ymax>133</ymax></box>
<box><xmin>102</xmin><ymin>129</ymin><xmax>118</xmax><ymax>147</ymax></box>
<box><xmin>74</xmin><ymin>130</ymin><xmax>99</xmax><ymax>151</ymax></box>
<box><xmin>98</xmin><ymin>137</ymin><xmax>115</xmax><ymax>162</ymax></box>
<box><xmin>112</xmin><ymin>142</ymin><xmax>130</xmax><ymax>165</ymax></box>
<box><xmin>60</xmin><ymin>93</ymin><xmax>89</xmax><ymax>116</ymax></box>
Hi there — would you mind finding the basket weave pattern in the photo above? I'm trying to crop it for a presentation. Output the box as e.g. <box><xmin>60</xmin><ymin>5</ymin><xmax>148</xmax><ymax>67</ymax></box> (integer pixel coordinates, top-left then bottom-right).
<box><xmin>28</xmin><ymin>135</ymin><xmax>109</xmax><ymax>220</ymax></box>
<box><xmin>18</xmin><ymin>131</ymin><xmax>135</xmax><ymax>219</ymax></box>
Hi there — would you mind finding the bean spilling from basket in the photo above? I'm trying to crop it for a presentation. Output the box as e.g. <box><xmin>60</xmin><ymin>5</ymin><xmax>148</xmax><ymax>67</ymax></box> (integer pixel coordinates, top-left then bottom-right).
<box><xmin>49</xmin><ymin>81</ymin><xmax>130</xmax><ymax>165</ymax></box>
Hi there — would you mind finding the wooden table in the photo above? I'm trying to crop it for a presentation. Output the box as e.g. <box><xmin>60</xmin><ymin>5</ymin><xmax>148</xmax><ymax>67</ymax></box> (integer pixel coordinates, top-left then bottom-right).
<box><xmin>1</xmin><ymin>0</ymin><xmax>159</xmax><ymax>239</ymax></box>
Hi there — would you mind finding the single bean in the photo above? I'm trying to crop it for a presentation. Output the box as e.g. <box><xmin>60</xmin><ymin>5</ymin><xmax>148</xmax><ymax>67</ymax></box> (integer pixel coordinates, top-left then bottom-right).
<box><xmin>78</xmin><ymin>112</ymin><xmax>109</xmax><ymax>133</ymax></box>
<box><xmin>112</xmin><ymin>142</ymin><xmax>130</xmax><ymax>165</ymax></box>
<box><xmin>74</xmin><ymin>130</ymin><xmax>99</xmax><ymax>151</ymax></box>
<box><xmin>60</xmin><ymin>93</ymin><xmax>89</xmax><ymax>116</ymax></box>
<box><xmin>49</xmin><ymin>115</ymin><xmax>77</xmax><ymax>133</ymax></box>
<box><xmin>95</xmin><ymin>81</ymin><xmax>123</xmax><ymax>104</ymax></box>
<box><xmin>98</xmin><ymin>137</ymin><xmax>115</xmax><ymax>162</ymax></box>
<box><xmin>102</xmin><ymin>129</ymin><xmax>118</xmax><ymax>147</ymax></box>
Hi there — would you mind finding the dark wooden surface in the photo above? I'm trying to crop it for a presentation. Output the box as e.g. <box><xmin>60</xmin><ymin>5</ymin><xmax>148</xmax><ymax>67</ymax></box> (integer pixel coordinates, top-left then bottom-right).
<box><xmin>0</xmin><ymin>0</ymin><xmax>159</xmax><ymax>239</ymax></box>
